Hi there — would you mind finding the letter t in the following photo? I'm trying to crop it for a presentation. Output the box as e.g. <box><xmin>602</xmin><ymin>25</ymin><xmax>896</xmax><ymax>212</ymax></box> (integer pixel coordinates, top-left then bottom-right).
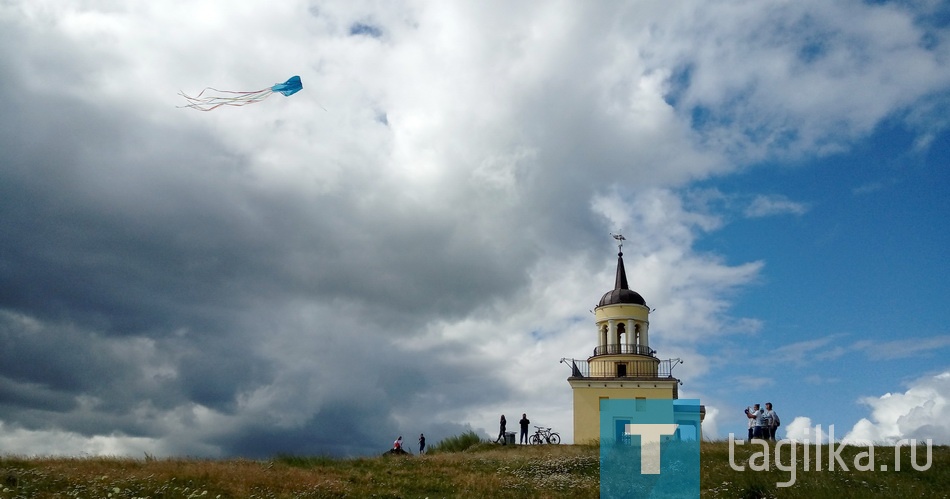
<box><xmin>625</xmin><ymin>424</ymin><xmax>679</xmax><ymax>474</ymax></box>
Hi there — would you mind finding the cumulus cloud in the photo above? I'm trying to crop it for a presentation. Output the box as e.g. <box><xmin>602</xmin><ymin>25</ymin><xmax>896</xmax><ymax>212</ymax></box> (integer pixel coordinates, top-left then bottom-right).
<box><xmin>699</xmin><ymin>405</ymin><xmax>720</xmax><ymax>441</ymax></box>
<box><xmin>778</xmin><ymin>371</ymin><xmax>950</xmax><ymax>445</ymax></box>
<box><xmin>783</xmin><ymin>416</ymin><xmax>831</xmax><ymax>443</ymax></box>
<box><xmin>844</xmin><ymin>371</ymin><xmax>950</xmax><ymax>445</ymax></box>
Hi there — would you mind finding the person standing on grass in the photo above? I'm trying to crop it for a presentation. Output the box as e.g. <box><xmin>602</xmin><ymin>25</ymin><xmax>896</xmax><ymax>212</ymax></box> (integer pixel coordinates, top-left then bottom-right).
<box><xmin>764</xmin><ymin>402</ymin><xmax>780</xmax><ymax>441</ymax></box>
<box><xmin>746</xmin><ymin>404</ymin><xmax>765</xmax><ymax>439</ymax></box>
<box><xmin>419</xmin><ymin>433</ymin><xmax>426</xmax><ymax>454</ymax></box>
<box><xmin>753</xmin><ymin>405</ymin><xmax>769</xmax><ymax>439</ymax></box>
<box><xmin>393</xmin><ymin>436</ymin><xmax>403</xmax><ymax>451</ymax></box>
<box><xmin>519</xmin><ymin>413</ymin><xmax>530</xmax><ymax>444</ymax></box>
<box><xmin>498</xmin><ymin>414</ymin><xmax>507</xmax><ymax>444</ymax></box>
<box><xmin>744</xmin><ymin>405</ymin><xmax>756</xmax><ymax>440</ymax></box>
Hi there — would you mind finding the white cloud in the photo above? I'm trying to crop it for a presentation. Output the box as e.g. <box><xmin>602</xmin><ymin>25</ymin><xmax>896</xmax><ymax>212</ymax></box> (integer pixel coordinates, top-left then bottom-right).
<box><xmin>766</xmin><ymin>335</ymin><xmax>848</xmax><ymax>367</ymax></box>
<box><xmin>659</xmin><ymin>1</ymin><xmax>950</xmax><ymax>160</ymax></box>
<box><xmin>843</xmin><ymin>371</ymin><xmax>950</xmax><ymax>445</ymax></box>
<box><xmin>852</xmin><ymin>336</ymin><xmax>950</xmax><ymax>361</ymax></box>
<box><xmin>731</xmin><ymin>376</ymin><xmax>774</xmax><ymax>391</ymax></box>
<box><xmin>0</xmin><ymin>420</ymin><xmax>214</xmax><ymax>458</ymax></box>
<box><xmin>743</xmin><ymin>194</ymin><xmax>809</xmax><ymax>218</ymax></box>
<box><xmin>699</xmin><ymin>405</ymin><xmax>720</xmax><ymax>441</ymax></box>
<box><xmin>766</xmin><ymin>335</ymin><xmax>950</xmax><ymax>369</ymax></box>
<box><xmin>783</xmin><ymin>416</ymin><xmax>831</xmax><ymax>444</ymax></box>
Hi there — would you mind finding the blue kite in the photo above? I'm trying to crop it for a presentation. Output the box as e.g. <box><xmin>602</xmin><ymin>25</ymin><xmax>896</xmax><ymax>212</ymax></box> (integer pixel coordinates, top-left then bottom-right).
<box><xmin>178</xmin><ymin>75</ymin><xmax>302</xmax><ymax>111</ymax></box>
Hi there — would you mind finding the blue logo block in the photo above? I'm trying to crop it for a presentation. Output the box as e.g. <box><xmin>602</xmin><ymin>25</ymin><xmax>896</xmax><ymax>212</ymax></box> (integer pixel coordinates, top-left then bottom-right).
<box><xmin>600</xmin><ymin>399</ymin><xmax>701</xmax><ymax>498</ymax></box>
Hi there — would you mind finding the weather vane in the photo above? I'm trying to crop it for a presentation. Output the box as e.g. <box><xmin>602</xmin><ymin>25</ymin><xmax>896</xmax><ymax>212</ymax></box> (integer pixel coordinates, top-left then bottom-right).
<box><xmin>610</xmin><ymin>231</ymin><xmax>625</xmax><ymax>253</ymax></box>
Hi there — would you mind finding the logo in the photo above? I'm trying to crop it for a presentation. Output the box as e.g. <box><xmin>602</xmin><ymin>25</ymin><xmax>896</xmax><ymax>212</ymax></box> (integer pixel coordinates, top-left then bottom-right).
<box><xmin>600</xmin><ymin>399</ymin><xmax>701</xmax><ymax>498</ymax></box>
<box><xmin>728</xmin><ymin>424</ymin><xmax>934</xmax><ymax>488</ymax></box>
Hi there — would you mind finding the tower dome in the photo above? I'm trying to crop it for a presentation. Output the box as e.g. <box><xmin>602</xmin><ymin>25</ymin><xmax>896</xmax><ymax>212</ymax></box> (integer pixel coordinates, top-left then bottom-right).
<box><xmin>597</xmin><ymin>251</ymin><xmax>646</xmax><ymax>307</ymax></box>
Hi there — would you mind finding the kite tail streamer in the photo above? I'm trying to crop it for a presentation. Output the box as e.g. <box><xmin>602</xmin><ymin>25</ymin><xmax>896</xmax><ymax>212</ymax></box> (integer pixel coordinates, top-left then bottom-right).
<box><xmin>177</xmin><ymin>87</ymin><xmax>275</xmax><ymax>111</ymax></box>
<box><xmin>178</xmin><ymin>76</ymin><xmax>302</xmax><ymax>111</ymax></box>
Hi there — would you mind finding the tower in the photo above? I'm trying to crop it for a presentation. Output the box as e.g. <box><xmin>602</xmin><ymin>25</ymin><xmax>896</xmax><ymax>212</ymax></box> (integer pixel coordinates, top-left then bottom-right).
<box><xmin>565</xmin><ymin>235</ymin><xmax>697</xmax><ymax>444</ymax></box>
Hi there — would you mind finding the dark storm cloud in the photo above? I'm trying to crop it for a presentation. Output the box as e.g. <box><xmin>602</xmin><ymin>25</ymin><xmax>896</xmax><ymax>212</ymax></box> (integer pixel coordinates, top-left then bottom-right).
<box><xmin>218</xmin><ymin>400</ymin><xmax>476</xmax><ymax>458</ymax></box>
<box><xmin>0</xmin><ymin>10</ymin><xmax>522</xmax><ymax>456</ymax></box>
<box><xmin>0</xmin><ymin>51</ymin><xmax>528</xmax><ymax>336</ymax></box>
<box><xmin>0</xmin><ymin>317</ymin><xmax>124</xmax><ymax>395</ymax></box>
<box><xmin>0</xmin><ymin>375</ymin><xmax>75</xmax><ymax>414</ymax></box>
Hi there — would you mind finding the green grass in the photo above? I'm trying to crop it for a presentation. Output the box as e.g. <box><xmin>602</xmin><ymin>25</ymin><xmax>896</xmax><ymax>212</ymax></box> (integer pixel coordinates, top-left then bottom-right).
<box><xmin>1</xmin><ymin>440</ymin><xmax>947</xmax><ymax>498</ymax></box>
<box><xmin>428</xmin><ymin>430</ymin><xmax>486</xmax><ymax>454</ymax></box>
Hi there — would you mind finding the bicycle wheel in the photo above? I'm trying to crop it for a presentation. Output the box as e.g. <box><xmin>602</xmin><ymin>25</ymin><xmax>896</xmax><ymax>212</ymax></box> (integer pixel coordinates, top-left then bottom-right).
<box><xmin>549</xmin><ymin>433</ymin><xmax>560</xmax><ymax>444</ymax></box>
<box><xmin>530</xmin><ymin>434</ymin><xmax>541</xmax><ymax>445</ymax></box>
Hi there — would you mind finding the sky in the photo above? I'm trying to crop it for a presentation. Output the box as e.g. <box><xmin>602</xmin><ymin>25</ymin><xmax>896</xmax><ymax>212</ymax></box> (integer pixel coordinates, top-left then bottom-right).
<box><xmin>1</xmin><ymin>0</ymin><xmax>949</xmax><ymax>458</ymax></box>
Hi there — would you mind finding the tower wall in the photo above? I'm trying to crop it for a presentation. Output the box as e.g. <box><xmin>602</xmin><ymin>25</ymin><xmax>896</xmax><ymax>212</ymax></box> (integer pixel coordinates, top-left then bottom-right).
<box><xmin>569</xmin><ymin>380</ymin><xmax>677</xmax><ymax>444</ymax></box>
<box><xmin>594</xmin><ymin>303</ymin><xmax>649</xmax><ymax>322</ymax></box>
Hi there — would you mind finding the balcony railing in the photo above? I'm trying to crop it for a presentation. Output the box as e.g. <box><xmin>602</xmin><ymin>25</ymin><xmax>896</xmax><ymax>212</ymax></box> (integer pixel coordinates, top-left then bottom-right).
<box><xmin>563</xmin><ymin>358</ymin><xmax>676</xmax><ymax>379</ymax></box>
<box><xmin>593</xmin><ymin>344</ymin><xmax>656</xmax><ymax>357</ymax></box>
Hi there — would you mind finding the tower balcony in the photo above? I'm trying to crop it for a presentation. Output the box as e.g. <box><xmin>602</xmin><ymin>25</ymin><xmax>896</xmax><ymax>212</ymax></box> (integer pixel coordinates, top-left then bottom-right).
<box><xmin>562</xmin><ymin>357</ymin><xmax>678</xmax><ymax>380</ymax></box>
<box><xmin>592</xmin><ymin>344</ymin><xmax>656</xmax><ymax>357</ymax></box>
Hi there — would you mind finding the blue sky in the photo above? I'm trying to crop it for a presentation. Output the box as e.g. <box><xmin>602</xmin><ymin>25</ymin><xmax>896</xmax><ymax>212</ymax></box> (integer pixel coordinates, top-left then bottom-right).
<box><xmin>0</xmin><ymin>0</ymin><xmax>948</xmax><ymax>457</ymax></box>
<box><xmin>690</xmin><ymin>115</ymin><xmax>950</xmax><ymax>440</ymax></box>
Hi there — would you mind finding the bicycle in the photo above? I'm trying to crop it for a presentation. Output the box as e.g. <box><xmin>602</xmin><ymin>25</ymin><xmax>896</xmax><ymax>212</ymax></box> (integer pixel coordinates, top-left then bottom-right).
<box><xmin>529</xmin><ymin>426</ymin><xmax>560</xmax><ymax>445</ymax></box>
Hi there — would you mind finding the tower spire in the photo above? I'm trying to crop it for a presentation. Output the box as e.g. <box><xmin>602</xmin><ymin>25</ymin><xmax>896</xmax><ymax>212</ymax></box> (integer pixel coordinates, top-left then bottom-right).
<box><xmin>610</xmin><ymin>232</ymin><xmax>628</xmax><ymax>290</ymax></box>
<box><xmin>614</xmin><ymin>251</ymin><xmax>629</xmax><ymax>291</ymax></box>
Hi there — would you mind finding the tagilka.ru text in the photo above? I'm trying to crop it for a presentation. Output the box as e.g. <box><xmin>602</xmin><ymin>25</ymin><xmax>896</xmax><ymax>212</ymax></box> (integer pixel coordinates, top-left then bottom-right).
<box><xmin>728</xmin><ymin>425</ymin><xmax>933</xmax><ymax>488</ymax></box>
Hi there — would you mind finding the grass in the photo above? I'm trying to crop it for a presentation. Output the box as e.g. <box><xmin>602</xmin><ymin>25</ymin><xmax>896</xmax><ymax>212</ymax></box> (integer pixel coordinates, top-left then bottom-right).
<box><xmin>428</xmin><ymin>430</ymin><xmax>486</xmax><ymax>454</ymax></box>
<box><xmin>1</xmin><ymin>440</ymin><xmax>947</xmax><ymax>498</ymax></box>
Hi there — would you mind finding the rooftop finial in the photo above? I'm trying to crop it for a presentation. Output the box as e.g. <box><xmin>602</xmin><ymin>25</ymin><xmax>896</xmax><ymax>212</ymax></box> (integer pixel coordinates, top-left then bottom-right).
<box><xmin>610</xmin><ymin>232</ymin><xmax>625</xmax><ymax>255</ymax></box>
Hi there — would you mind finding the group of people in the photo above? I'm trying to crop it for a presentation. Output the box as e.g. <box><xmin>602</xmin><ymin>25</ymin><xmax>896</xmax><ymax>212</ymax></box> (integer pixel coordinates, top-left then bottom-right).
<box><xmin>392</xmin><ymin>434</ymin><xmax>426</xmax><ymax>454</ymax></box>
<box><xmin>745</xmin><ymin>402</ymin><xmax>780</xmax><ymax>440</ymax></box>
<box><xmin>391</xmin><ymin>412</ymin><xmax>535</xmax><ymax>454</ymax></box>
<box><xmin>497</xmin><ymin>413</ymin><xmax>532</xmax><ymax>444</ymax></box>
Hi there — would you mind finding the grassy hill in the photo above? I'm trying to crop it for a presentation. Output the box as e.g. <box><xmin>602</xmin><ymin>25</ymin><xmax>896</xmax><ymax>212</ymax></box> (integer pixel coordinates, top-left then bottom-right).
<box><xmin>1</xmin><ymin>440</ymin><xmax>947</xmax><ymax>498</ymax></box>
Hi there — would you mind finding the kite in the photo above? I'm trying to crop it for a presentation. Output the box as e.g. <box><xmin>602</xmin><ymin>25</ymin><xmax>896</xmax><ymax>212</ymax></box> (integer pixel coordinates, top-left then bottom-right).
<box><xmin>178</xmin><ymin>75</ymin><xmax>302</xmax><ymax>111</ymax></box>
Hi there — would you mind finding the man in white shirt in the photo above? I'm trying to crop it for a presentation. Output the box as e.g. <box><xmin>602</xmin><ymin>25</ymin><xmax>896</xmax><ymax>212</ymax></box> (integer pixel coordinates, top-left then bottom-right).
<box><xmin>746</xmin><ymin>404</ymin><xmax>766</xmax><ymax>439</ymax></box>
